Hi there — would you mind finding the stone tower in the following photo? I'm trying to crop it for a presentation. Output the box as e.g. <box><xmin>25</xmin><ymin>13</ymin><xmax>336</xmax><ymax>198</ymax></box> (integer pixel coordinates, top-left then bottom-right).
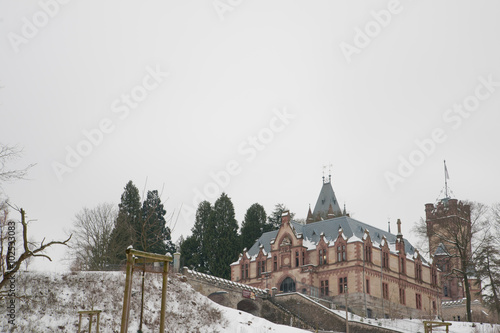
<box><xmin>425</xmin><ymin>198</ymin><xmax>472</xmax><ymax>300</ymax></box>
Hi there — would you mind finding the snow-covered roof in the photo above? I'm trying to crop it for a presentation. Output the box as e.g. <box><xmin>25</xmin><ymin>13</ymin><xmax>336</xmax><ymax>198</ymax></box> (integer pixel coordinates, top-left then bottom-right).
<box><xmin>245</xmin><ymin>215</ymin><xmax>420</xmax><ymax>259</ymax></box>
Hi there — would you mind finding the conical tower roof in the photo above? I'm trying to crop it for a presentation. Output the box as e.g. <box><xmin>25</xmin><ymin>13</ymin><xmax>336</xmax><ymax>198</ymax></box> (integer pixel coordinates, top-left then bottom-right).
<box><xmin>313</xmin><ymin>179</ymin><xmax>341</xmax><ymax>219</ymax></box>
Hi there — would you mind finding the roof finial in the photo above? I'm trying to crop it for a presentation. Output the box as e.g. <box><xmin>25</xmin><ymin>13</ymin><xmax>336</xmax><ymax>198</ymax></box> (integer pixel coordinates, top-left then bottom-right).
<box><xmin>397</xmin><ymin>218</ymin><xmax>402</xmax><ymax>236</ymax></box>
<box><xmin>329</xmin><ymin>163</ymin><xmax>332</xmax><ymax>183</ymax></box>
<box><xmin>388</xmin><ymin>218</ymin><xmax>391</xmax><ymax>233</ymax></box>
<box><xmin>322</xmin><ymin>165</ymin><xmax>326</xmax><ymax>183</ymax></box>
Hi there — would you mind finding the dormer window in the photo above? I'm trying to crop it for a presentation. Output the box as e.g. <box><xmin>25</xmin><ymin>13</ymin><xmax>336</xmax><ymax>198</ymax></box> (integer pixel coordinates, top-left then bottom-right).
<box><xmin>382</xmin><ymin>251</ymin><xmax>389</xmax><ymax>269</ymax></box>
<box><xmin>415</xmin><ymin>261</ymin><xmax>423</xmax><ymax>282</ymax></box>
<box><xmin>364</xmin><ymin>244</ymin><xmax>372</xmax><ymax>263</ymax></box>
<box><xmin>337</xmin><ymin>244</ymin><xmax>346</xmax><ymax>262</ymax></box>
<box><xmin>319</xmin><ymin>248</ymin><xmax>327</xmax><ymax>265</ymax></box>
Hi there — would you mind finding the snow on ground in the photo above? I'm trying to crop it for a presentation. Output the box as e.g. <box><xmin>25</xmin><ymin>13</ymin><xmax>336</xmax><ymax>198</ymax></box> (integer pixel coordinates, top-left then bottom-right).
<box><xmin>0</xmin><ymin>270</ymin><xmax>309</xmax><ymax>333</ymax></box>
<box><xmin>2</xmin><ymin>270</ymin><xmax>499</xmax><ymax>332</ymax></box>
<box><xmin>330</xmin><ymin>309</ymin><xmax>500</xmax><ymax>333</ymax></box>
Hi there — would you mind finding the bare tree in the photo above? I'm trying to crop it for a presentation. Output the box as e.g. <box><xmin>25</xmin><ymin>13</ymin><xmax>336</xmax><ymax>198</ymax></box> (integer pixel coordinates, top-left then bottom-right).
<box><xmin>475</xmin><ymin>230</ymin><xmax>500</xmax><ymax>319</ymax></box>
<box><xmin>0</xmin><ymin>206</ymin><xmax>71</xmax><ymax>293</ymax></box>
<box><xmin>69</xmin><ymin>203</ymin><xmax>117</xmax><ymax>271</ymax></box>
<box><xmin>0</xmin><ymin>144</ymin><xmax>35</xmax><ymax>184</ymax></box>
<box><xmin>0</xmin><ymin>200</ymin><xmax>10</xmax><ymax>275</ymax></box>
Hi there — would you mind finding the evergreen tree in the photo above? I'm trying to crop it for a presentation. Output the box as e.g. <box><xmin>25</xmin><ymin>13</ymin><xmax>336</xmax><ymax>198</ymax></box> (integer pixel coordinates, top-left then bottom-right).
<box><xmin>179</xmin><ymin>235</ymin><xmax>199</xmax><ymax>270</ymax></box>
<box><xmin>193</xmin><ymin>201</ymin><xmax>212</xmax><ymax>272</ymax></box>
<box><xmin>240</xmin><ymin>203</ymin><xmax>267</xmax><ymax>252</ymax></box>
<box><xmin>109</xmin><ymin>181</ymin><xmax>141</xmax><ymax>265</ymax></box>
<box><xmin>267</xmin><ymin>203</ymin><xmax>295</xmax><ymax>230</ymax></box>
<box><xmin>205</xmin><ymin>193</ymin><xmax>239</xmax><ymax>279</ymax></box>
<box><xmin>138</xmin><ymin>190</ymin><xmax>175</xmax><ymax>254</ymax></box>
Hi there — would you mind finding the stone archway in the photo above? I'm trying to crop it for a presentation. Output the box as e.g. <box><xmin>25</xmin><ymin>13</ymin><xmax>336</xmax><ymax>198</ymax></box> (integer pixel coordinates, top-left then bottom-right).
<box><xmin>208</xmin><ymin>291</ymin><xmax>231</xmax><ymax>307</ymax></box>
<box><xmin>237</xmin><ymin>299</ymin><xmax>259</xmax><ymax>316</ymax></box>
<box><xmin>280</xmin><ymin>277</ymin><xmax>296</xmax><ymax>293</ymax></box>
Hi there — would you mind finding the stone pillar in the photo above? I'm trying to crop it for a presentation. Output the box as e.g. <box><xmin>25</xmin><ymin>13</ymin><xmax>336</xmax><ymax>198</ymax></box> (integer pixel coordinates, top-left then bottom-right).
<box><xmin>272</xmin><ymin>287</ymin><xmax>278</xmax><ymax>298</ymax></box>
<box><xmin>173</xmin><ymin>253</ymin><xmax>181</xmax><ymax>273</ymax></box>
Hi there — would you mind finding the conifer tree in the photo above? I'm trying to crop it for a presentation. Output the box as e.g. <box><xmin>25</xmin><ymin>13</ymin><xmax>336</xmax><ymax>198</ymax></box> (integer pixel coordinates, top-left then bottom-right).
<box><xmin>267</xmin><ymin>203</ymin><xmax>295</xmax><ymax>230</ymax></box>
<box><xmin>204</xmin><ymin>193</ymin><xmax>239</xmax><ymax>279</ymax></box>
<box><xmin>109</xmin><ymin>181</ymin><xmax>141</xmax><ymax>265</ymax></box>
<box><xmin>240</xmin><ymin>203</ymin><xmax>267</xmax><ymax>252</ymax></box>
<box><xmin>138</xmin><ymin>190</ymin><xmax>175</xmax><ymax>254</ymax></box>
<box><xmin>182</xmin><ymin>200</ymin><xmax>212</xmax><ymax>272</ymax></box>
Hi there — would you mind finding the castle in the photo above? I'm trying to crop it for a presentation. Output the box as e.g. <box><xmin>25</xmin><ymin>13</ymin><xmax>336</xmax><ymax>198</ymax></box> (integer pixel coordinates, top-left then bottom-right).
<box><xmin>230</xmin><ymin>176</ymin><xmax>442</xmax><ymax>319</ymax></box>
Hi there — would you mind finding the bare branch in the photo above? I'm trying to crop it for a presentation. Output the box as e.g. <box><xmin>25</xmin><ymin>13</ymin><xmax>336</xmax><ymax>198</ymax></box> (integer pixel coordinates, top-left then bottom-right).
<box><xmin>0</xmin><ymin>208</ymin><xmax>71</xmax><ymax>291</ymax></box>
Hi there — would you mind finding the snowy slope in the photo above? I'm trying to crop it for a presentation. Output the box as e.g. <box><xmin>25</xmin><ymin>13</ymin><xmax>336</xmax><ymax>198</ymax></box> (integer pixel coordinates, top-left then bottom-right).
<box><xmin>0</xmin><ymin>271</ymin><xmax>309</xmax><ymax>333</ymax></box>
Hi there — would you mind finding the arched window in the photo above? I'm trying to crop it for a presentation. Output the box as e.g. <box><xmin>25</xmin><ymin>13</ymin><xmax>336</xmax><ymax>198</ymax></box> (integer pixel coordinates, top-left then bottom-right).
<box><xmin>280</xmin><ymin>277</ymin><xmax>296</xmax><ymax>293</ymax></box>
<box><xmin>273</xmin><ymin>256</ymin><xmax>278</xmax><ymax>271</ymax></box>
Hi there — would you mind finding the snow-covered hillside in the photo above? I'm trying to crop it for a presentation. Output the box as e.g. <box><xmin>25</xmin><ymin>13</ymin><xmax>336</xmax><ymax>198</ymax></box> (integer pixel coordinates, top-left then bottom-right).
<box><xmin>0</xmin><ymin>271</ymin><xmax>309</xmax><ymax>333</ymax></box>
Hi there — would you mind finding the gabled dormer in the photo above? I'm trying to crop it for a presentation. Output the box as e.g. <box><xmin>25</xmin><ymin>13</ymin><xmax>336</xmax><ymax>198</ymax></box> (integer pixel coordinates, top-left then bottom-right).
<box><xmin>334</xmin><ymin>228</ymin><xmax>348</xmax><ymax>263</ymax></box>
<box><xmin>317</xmin><ymin>232</ymin><xmax>329</xmax><ymax>266</ymax></box>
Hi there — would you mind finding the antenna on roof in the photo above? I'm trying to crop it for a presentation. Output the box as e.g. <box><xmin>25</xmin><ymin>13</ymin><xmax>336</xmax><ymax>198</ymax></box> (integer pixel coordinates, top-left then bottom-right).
<box><xmin>444</xmin><ymin>160</ymin><xmax>450</xmax><ymax>199</ymax></box>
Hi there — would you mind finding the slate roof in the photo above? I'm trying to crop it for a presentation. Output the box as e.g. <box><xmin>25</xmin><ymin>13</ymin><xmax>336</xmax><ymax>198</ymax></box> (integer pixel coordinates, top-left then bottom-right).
<box><xmin>246</xmin><ymin>215</ymin><xmax>419</xmax><ymax>259</ymax></box>
<box><xmin>312</xmin><ymin>181</ymin><xmax>341</xmax><ymax>217</ymax></box>
<box><xmin>434</xmin><ymin>242</ymin><xmax>450</xmax><ymax>256</ymax></box>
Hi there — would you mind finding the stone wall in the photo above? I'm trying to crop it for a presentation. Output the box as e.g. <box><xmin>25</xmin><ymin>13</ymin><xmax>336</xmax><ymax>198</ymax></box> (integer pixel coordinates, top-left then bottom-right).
<box><xmin>273</xmin><ymin>292</ymin><xmax>404</xmax><ymax>333</ymax></box>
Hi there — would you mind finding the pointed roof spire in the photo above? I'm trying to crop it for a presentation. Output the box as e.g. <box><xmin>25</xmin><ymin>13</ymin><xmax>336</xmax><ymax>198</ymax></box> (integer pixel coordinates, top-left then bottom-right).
<box><xmin>306</xmin><ymin>204</ymin><xmax>314</xmax><ymax>224</ymax></box>
<box><xmin>313</xmin><ymin>175</ymin><xmax>341</xmax><ymax>219</ymax></box>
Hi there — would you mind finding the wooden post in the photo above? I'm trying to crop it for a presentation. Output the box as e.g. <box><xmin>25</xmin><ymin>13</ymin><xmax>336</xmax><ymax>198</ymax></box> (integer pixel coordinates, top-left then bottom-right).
<box><xmin>160</xmin><ymin>261</ymin><xmax>169</xmax><ymax>333</ymax></box>
<box><xmin>120</xmin><ymin>250</ymin><xmax>135</xmax><ymax>333</ymax></box>
<box><xmin>78</xmin><ymin>313</ymin><xmax>82</xmax><ymax>333</ymax></box>
<box><xmin>88</xmin><ymin>313</ymin><xmax>93</xmax><ymax>333</ymax></box>
<box><xmin>119</xmin><ymin>248</ymin><xmax>172</xmax><ymax>333</ymax></box>
<box><xmin>96</xmin><ymin>312</ymin><xmax>100</xmax><ymax>333</ymax></box>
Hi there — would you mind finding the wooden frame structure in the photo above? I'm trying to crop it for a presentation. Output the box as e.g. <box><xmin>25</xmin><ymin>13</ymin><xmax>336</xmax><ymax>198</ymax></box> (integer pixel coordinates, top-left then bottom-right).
<box><xmin>77</xmin><ymin>310</ymin><xmax>101</xmax><ymax>333</ymax></box>
<box><xmin>423</xmin><ymin>321</ymin><xmax>452</xmax><ymax>333</ymax></box>
<box><xmin>120</xmin><ymin>248</ymin><xmax>173</xmax><ymax>333</ymax></box>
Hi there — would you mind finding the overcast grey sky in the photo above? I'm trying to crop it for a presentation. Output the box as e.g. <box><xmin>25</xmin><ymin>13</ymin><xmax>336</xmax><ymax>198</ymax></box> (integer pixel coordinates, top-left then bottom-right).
<box><xmin>1</xmin><ymin>0</ymin><xmax>499</xmax><ymax>270</ymax></box>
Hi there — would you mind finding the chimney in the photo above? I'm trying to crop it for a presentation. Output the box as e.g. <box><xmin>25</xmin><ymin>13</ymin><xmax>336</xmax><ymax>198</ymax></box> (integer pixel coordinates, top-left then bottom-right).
<box><xmin>281</xmin><ymin>210</ymin><xmax>290</xmax><ymax>225</ymax></box>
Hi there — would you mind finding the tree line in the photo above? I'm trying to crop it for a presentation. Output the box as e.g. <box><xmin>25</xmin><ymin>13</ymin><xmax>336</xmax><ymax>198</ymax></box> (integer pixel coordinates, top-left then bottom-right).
<box><xmin>69</xmin><ymin>181</ymin><xmax>176</xmax><ymax>271</ymax></box>
<box><xmin>179</xmin><ymin>194</ymin><xmax>293</xmax><ymax>280</ymax></box>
